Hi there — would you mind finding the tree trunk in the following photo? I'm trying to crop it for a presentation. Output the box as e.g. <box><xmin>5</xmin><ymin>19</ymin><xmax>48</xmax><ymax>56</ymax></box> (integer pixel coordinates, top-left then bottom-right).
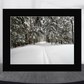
<box><xmin>29</xmin><ymin>17</ymin><xmax>31</xmax><ymax>44</ymax></box>
<box><xmin>25</xmin><ymin>34</ymin><xmax>27</xmax><ymax>44</ymax></box>
<box><xmin>61</xmin><ymin>40</ymin><xmax>62</xmax><ymax>44</ymax></box>
<box><xmin>71</xmin><ymin>20</ymin><xmax>74</xmax><ymax>44</ymax></box>
<box><xmin>34</xmin><ymin>39</ymin><xmax>35</xmax><ymax>44</ymax></box>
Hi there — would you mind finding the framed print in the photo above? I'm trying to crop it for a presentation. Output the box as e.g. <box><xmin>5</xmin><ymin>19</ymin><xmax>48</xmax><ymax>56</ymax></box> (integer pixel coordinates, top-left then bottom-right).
<box><xmin>3</xmin><ymin>9</ymin><xmax>81</xmax><ymax>71</ymax></box>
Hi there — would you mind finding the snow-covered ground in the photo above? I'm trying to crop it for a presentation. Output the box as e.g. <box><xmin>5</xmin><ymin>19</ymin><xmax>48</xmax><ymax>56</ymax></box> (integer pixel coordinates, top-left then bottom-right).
<box><xmin>10</xmin><ymin>41</ymin><xmax>74</xmax><ymax>64</ymax></box>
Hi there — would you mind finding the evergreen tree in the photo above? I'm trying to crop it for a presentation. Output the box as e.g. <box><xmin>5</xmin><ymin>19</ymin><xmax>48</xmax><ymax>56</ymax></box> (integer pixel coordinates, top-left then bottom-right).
<box><xmin>10</xmin><ymin>16</ymin><xmax>74</xmax><ymax>48</ymax></box>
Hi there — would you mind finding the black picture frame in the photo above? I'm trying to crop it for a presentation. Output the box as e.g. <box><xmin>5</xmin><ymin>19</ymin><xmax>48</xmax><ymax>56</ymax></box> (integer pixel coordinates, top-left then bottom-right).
<box><xmin>3</xmin><ymin>9</ymin><xmax>81</xmax><ymax>71</ymax></box>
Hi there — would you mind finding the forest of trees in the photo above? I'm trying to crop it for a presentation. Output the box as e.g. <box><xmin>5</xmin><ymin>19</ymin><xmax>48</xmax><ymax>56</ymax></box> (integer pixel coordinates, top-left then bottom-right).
<box><xmin>10</xmin><ymin>16</ymin><xmax>74</xmax><ymax>48</ymax></box>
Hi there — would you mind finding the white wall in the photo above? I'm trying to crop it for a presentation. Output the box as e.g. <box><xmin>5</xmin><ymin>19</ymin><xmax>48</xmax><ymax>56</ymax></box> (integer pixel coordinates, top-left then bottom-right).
<box><xmin>41</xmin><ymin>0</ymin><xmax>84</xmax><ymax>7</ymax></box>
<box><xmin>2</xmin><ymin>0</ymin><xmax>33</xmax><ymax>9</ymax></box>
<box><xmin>0</xmin><ymin>0</ymin><xmax>84</xmax><ymax>63</ymax></box>
<box><xmin>0</xmin><ymin>0</ymin><xmax>2</xmax><ymax>63</ymax></box>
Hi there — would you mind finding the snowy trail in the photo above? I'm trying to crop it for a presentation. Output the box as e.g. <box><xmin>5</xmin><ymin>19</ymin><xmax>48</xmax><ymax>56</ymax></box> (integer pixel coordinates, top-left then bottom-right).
<box><xmin>36</xmin><ymin>42</ymin><xmax>74</xmax><ymax>64</ymax></box>
<box><xmin>11</xmin><ymin>45</ymin><xmax>45</xmax><ymax>64</ymax></box>
<box><xmin>11</xmin><ymin>42</ymin><xmax>74</xmax><ymax>64</ymax></box>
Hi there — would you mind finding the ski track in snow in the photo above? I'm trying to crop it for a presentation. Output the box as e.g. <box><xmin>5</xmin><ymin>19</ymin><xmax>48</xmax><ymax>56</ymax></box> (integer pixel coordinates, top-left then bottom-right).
<box><xmin>11</xmin><ymin>41</ymin><xmax>74</xmax><ymax>64</ymax></box>
<box><xmin>42</xmin><ymin>47</ymin><xmax>50</xmax><ymax>64</ymax></box>
<box><xmin>44</xmin><ymin>45</ymin><xmax>74</xmax><ymax>64</ymax></box>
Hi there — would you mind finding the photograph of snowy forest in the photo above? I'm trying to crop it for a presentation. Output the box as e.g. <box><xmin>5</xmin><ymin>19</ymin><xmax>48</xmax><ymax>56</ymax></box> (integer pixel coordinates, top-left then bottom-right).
<box><xmin>10</xmin><ymin>16</ymin><xmax>74</xmax><ymax>64</ymax></box>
